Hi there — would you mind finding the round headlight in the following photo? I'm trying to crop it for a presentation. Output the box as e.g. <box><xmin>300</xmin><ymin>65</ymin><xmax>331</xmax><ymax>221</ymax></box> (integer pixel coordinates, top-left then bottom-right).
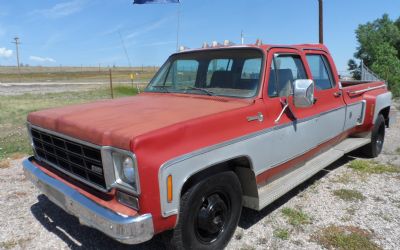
<box><xmin>122</xmin><ymin>157</ymin><xmax>135</xmax><ymax>184</ymax></box>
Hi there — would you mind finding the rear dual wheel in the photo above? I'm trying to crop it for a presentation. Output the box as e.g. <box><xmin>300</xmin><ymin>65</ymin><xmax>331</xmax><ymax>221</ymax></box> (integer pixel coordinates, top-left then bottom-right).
<box><xmin>362</xmin><ymin>114</ymin><xmax>385</xmax><ymax>158</ymax></box>
<box><xmin>170</xmin><ymin>171</ymin><xmax>242</xmax><ymax>250</ymax></box>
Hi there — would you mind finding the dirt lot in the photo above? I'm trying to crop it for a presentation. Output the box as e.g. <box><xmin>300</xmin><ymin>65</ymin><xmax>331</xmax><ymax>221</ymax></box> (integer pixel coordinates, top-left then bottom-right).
<box><xmin>0</xmin><ymin>102</ymin><xmax>399</xmax><ymax>249</ymax></box>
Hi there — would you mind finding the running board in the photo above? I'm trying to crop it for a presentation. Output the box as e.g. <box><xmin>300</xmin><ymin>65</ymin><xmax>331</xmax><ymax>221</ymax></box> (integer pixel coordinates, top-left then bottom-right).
<box><xmin>253</xmin><ymin>138</ymin><xmax>370</xmax><ymax>210</ymax></box>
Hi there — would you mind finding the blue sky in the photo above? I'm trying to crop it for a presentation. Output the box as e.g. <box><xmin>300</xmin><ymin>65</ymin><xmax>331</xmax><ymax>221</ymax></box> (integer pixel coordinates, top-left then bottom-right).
<box><xmin>0</xmin><ymin>0</ymin><xmax>399</xmax><ymax>73</ymax></box>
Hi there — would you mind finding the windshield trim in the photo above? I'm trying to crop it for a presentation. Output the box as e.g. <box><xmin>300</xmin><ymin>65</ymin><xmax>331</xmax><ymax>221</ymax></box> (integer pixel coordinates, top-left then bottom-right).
<box><xmin>145</xmin><ymin>47</ymin><xmax>266</xmax><ymax>99</ymax></box>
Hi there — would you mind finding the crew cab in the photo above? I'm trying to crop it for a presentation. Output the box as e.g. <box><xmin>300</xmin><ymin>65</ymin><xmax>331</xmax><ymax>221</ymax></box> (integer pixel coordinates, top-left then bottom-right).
<box><xmin>23</xmin><ymin>43</ymin><xmax>393</xmax><ymax>249</ymax></box>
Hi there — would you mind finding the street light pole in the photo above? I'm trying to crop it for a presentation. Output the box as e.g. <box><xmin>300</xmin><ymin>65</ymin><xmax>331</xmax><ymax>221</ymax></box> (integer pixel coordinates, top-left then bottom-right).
<box><xmin>319</xmin><ymin>0</ymin><xmax>324</xmax><ymax>44</ymax></box>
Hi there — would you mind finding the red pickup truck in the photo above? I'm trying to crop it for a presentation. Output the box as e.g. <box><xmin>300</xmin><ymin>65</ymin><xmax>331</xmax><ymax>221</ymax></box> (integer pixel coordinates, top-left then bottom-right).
<box><xmin>23</xmin><ymin>43</ymin><xmax>393</xmax><ymax>249</ymax></box>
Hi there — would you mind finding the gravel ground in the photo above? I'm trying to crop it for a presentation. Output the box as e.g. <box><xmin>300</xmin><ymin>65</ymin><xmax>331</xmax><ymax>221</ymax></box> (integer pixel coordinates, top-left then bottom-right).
<box><xmin>0</xmin><ymin>101</ymin><xmax>399</xmax><ymax>250</ymax></box>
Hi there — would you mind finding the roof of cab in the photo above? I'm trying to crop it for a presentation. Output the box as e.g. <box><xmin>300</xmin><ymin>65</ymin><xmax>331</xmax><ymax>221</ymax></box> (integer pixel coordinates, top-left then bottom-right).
<box><xmin>173</xmin><ymin>43</ymin><xmax>329</xmax><ymax>55</ymax></box>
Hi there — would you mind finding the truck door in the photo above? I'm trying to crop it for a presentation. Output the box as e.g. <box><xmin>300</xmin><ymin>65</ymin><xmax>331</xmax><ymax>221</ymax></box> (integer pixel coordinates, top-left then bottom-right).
<box><xmin>258</xmin><ymin>49</ymin><xmax>320</xmax><ymax>175</ymax></box>
<box><xmin>304</xmin><ymin>52</ymin><xmax>346</xmax><ymax>141</ymax></box>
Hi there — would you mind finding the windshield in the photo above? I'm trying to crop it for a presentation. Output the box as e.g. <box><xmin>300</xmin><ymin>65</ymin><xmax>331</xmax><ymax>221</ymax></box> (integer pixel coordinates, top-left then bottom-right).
<box><xmin>145</xmin><ymin>49</ymin><xmax>263</xmax><ymax>98</ymax></box>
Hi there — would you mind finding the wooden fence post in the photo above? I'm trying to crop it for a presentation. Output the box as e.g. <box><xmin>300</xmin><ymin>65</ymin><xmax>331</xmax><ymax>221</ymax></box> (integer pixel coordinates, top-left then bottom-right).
<box><xmin>109</xmin><ymin>68</ymin><xmax>114</xmax><ymax>99</ymax></box>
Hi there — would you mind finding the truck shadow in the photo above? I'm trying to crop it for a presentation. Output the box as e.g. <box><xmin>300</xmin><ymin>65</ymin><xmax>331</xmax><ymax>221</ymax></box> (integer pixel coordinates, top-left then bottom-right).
<box><xmin>30</xmin><ymin>154</ymin><xmax>358</xmax><ymax>249</ymax></box>
<box><xmin>30</xmin><ymin>196</ymin><xmax>166</xmax><ymax>249</ymax></box>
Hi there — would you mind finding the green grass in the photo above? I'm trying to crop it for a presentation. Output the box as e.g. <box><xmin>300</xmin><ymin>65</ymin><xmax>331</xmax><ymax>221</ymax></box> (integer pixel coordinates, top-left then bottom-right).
<box><xmin>312</xmin><ymin>226</ymin><xmax>381</xmax><ymax>250</ymax></box>
<box><xmin>333</xmin><ymin>189</ymin><xmax>366</xmax><ymax>202</ymax></box>
<box><xmin>273</xmin><ymin>229</ymin><xmax>289</xmax><ymax>240</ymax></box>
<box><xmin>0</xmin><ymin>66</ymin><xmax>156</xmax><ymax>83</ymax></box>
<box><xmin>348</xmin><ymin>160</ymin><xmax>400</xmax><ymax>174</ymax></box>
<box><xmin>281</xmin><ymin>208</ymin><xmax>310</xmax><ymax>226</ymax></box>
<box><xmin>0</xmin><ymin>85</ymin><xmax>138</xmax><ymax>162</ymax></box>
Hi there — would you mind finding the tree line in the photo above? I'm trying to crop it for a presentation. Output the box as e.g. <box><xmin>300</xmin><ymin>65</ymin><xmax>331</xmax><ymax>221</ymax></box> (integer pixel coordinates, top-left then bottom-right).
<box><xmin>348</xmin><ymin>14</ymin><xmax>400</xmax><ymax>97</ymax></box>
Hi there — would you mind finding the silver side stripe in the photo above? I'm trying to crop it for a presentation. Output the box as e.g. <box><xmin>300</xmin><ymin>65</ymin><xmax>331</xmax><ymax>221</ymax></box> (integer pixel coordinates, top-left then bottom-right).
<box><xmin>158</xmin><ymin>104</ymin><xmax>364</xmax><ymax>217</ymax></box>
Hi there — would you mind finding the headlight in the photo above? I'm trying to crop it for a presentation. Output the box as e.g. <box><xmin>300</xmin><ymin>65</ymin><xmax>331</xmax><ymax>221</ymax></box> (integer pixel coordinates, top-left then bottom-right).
<box><xmin>122</xmin><ymin>157</ymin><xmax>135</xmax><ymax>184</ymax></box>
<box><xmin>111</xmin><ymin>152</ymin><xmax>138</xmax><ymax>191</ymax></box>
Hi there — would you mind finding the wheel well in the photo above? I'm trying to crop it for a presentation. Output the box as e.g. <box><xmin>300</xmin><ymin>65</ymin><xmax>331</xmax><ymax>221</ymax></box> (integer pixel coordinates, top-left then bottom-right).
<box><xmin>379</xmin><ymin>106</ymin><xmax>390</xmax><ymax>127</ymax></box>
<box><xmin>180</xmin><ymin>156</ymin><xmax>258</xmax><ymax>202</ymax></box>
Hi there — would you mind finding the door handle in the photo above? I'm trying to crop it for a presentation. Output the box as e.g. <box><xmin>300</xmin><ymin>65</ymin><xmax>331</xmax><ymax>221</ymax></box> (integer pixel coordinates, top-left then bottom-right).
<box><xmin>333</xmin><ymin>91</ymin><xmax>342</xmax><ymax>97</ymax></box>
<box><xmin>247</xmin><ymin>112</ymin><xmax>264</xmax><ymax>122</ymax></box>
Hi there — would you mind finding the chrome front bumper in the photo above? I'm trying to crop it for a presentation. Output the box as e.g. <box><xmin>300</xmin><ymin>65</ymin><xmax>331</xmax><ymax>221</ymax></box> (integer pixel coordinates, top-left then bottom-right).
<box><xmin>23</xmin><ymin>157</ymin><xmax>154</xmax><ymax>245</ymax></box>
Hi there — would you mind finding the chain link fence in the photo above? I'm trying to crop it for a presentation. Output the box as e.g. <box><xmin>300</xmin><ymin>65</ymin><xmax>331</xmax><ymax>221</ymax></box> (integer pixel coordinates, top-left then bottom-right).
<box><xmin>360</xmin><ymin>60</ymin><xmax>385</xmax><ymax>85</ymax></box>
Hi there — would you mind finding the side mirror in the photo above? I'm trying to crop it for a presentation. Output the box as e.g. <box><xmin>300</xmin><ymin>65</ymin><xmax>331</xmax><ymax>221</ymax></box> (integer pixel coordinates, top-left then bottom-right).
<box><xmin>293</xmin><ymin>79</ymin><xmax>314</xmax><ymax>108</ymax></box>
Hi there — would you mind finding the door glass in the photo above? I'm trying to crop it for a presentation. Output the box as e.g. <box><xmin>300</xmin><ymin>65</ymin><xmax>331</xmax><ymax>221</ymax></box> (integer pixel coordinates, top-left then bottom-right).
<box><xmin>268</xmin><ymin>54</ymin><xmax>307</xmax><ymax>97</ymax></box>
<box><xmin>306</xmin><ymin>55</ymin><xmax>334</xmax><ymax>90</ymax></box>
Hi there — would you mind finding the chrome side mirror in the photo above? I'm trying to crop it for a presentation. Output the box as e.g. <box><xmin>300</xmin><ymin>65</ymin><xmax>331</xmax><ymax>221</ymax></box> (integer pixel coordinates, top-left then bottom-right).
<box><xmin>293</xmin><ymin>79</ymin><xmax>314</xmax><ymax>108</ymax></box>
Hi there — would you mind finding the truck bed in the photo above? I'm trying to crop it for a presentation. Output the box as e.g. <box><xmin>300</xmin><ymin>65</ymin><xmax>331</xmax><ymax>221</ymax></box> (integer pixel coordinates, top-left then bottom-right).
<box><xmin>341</xmin><ymin>80</ymin><xmax>387</xmax><ymax>100</ymax></box>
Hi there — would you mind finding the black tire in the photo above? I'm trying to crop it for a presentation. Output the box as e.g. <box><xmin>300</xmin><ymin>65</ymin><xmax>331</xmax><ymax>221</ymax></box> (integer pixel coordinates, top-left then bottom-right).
<box><xmin>170</xmin><ymin>171</ymin><xmax>242</xmax><ymax>250</ymax></box>
<box><xmin>362</xmin><ymin>114</ymin><xmax>385</xmax><ymax>158</ymax></box>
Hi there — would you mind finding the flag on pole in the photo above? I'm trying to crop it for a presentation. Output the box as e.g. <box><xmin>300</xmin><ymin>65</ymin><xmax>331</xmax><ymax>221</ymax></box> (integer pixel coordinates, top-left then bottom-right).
<box><xmin>133</xmin><ymin>0</ymin><xmax>179</xmax><ymax>4</ymax></box>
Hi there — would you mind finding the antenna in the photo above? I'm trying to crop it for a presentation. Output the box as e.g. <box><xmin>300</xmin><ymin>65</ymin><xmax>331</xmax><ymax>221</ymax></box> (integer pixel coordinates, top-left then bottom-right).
<box><xmin>118</xmin><ymin>31</ymin><xmax>141</xmax><ymax>93</ymax></box>
<box><xmin>118</xmin><ymin>31</ymin><xmax>132</xmax><ymax>67</ymax></box>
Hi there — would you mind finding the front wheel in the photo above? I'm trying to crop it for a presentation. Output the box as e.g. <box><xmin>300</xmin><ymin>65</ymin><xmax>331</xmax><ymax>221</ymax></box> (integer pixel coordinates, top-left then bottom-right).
<box><xmin>171</xmin><ymin>171</ymin><xmax>242</xmax><ymax>250</ymax></box>
<box><xmin>362</xmin><ymin>114</ymin><xmax>385</xmax><ymax>158</ymax></box>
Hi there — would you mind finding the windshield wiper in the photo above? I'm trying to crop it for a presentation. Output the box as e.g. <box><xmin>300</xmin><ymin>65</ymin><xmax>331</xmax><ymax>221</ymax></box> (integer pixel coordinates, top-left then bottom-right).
<box><xmin>184</xmin><ymin>87</ymin><xmax>214</xmax><ymax>96</ymax></box>
<box><xmin>151</xmin><ymin>85</ymin><xmax>170</xmax><ymax>93</ymax></box>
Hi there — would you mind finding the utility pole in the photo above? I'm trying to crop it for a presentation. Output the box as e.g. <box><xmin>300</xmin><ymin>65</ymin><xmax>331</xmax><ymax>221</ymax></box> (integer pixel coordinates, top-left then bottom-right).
<box><xmin>176</xmin><ymin>3</ymin><xmax>181</xmax><ymax>52</ymax></box>
<box><xmin>318</xmin><ymin>0</ymin><xmax>324</xmax><ymax>44</ymax></box>
<box><xmin>12</xmin><ymin>37</ymin><xmax>21</xmax><ymax>79</ymax></box>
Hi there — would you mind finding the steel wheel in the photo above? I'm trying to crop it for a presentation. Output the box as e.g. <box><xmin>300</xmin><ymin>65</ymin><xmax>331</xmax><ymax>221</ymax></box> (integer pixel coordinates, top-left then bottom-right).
<box><xmin>195</xmin><ymin>192</ymin><xmax>231</xmax><ymax>243</ymax></box>
<box><xmin>171</xmin><ymin>171</ymin><xmax>242</xmax><ymax>250</ymax></box>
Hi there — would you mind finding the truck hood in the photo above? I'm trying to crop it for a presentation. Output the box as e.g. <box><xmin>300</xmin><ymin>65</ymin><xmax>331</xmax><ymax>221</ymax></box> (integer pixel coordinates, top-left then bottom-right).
<box><xmin>28</xmin><ymin>93</ymin><xmax>251</xmax><ymax>149</ymax></box>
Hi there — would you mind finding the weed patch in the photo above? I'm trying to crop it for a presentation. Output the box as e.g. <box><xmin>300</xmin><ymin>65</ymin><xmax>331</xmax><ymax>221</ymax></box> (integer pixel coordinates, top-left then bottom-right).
<box><xmin>281</xmin><ymin>208</ymin><xmax>310</xmax><ymax>226</ymax></box>
<box><xmin>273</xmin><ymin>229</ymin><xmax>289</xmax><ymax>240</ymax></box>
<box><xmin>333</xmin><ymin>189</ymin><xmax>366</xmax><ymax>201</ymax></box>
<box><xmin>312</xmin><ymin>225</ymin><xmax>380</xmax><ymax>250</ymax></box>
<box><xmin>348</xmin><ymin>160</ymin><xmax>400</xmax><ymax>174</ymax></box>
<box><xmin>333</xmin><ymin>172</ymin><xmax>353</xmax><ymax>184</ymax></box>
<box><xmin>0</xmin><ymin>159</ymin><xmax>10</xmax><ymax>168</ymax></box>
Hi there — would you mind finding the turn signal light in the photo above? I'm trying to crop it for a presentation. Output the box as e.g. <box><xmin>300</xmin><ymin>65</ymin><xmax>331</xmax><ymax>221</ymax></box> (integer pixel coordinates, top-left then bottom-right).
<box><xmin>116</xmin><ymin>190</ymin><xmax>139</xmax><ymax>210</ymax></box>
<box><xmin>167</xmin><ymin>175</ymin><xmax>173</xmax><ymax>203</ymax></box>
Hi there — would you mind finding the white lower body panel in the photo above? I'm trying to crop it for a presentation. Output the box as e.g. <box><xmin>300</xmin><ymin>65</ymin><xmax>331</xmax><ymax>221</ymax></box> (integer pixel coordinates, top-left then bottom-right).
<box><xmin>249</xmin><ymin>137</ymin><xmax>371</xmax><ymax>210</ymax></box>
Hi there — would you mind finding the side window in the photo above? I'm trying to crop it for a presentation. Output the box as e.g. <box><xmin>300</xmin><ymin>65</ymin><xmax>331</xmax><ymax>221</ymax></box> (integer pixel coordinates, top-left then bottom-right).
<box><xmin>306</xmin><ymin>54</ymin><xmax>334</xmax><ymax>90</ymax></box>
<box><xmin>268</xmin><ymin>54</ymin><xmax>307</xmax><ymax>97</ymax></box>
<box><xmin>165</xmin><ymin>60</ymin><xmax>199</xmax><ymax>88</ymax></box>
<box><xmin>206</xmin><ymin>59</ymin><xmax>232</xmax><ymax>86</ymax></box>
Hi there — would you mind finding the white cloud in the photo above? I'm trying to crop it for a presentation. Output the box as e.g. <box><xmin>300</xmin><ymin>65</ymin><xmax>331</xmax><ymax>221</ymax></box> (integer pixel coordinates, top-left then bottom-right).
<box><xmin>29</xmin><ymin>56</ymin><xmax>56</xmax><ymax>63</ymax></box>
<box><xmin>0</xmin><ymin>47</ymin><xmax>12</xmax><ymax>58</ymax></box>
<box><xmin>32</xmin><ymin>0</ymin><xmax>86</xmax><ymax>19</ymax></box>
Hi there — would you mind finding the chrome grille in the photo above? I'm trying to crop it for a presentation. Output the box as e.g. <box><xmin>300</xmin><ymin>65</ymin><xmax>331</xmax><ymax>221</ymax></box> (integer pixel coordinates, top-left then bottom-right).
<box><xmin>30</xmin><ymin>127</ymin><xmax>106</xmax><ymax>189</ymax></box>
